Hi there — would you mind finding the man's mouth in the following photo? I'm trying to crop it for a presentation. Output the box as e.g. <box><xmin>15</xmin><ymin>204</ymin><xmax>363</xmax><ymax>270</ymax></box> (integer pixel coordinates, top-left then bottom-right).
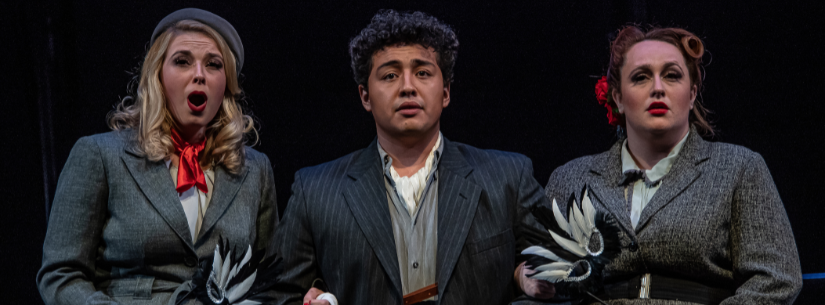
<box><xmin>397</xmin><ymin>101</ymin><xmax>422</xmax><ymax>116</ymax></box>
<box><xmin>188</xmin><ymin>91</ymin><xmax>208</xmax><ymax>112</ymax></box>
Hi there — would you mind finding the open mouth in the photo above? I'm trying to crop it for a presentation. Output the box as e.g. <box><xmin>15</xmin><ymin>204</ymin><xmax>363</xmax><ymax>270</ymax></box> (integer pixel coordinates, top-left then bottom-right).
<box><xmin>188</xmin><ymin>91</ymin><xmax>208</xmax><ymax>112</ymax></box>
<box><xmin>647</xmin><ymin>101</ymin><xmax>668</xmax><ymax>115</ymax></box>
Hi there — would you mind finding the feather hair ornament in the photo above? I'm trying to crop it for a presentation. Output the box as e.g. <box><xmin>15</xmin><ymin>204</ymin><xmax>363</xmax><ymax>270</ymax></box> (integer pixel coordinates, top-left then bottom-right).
<box><xmin>521</xmin><ymin>186</ymin><xmax>622</xmax><ymax>303</ymax></box>
<box><xmin>178</xmin><ymin>237</ymin><xmax>283</xmax><ymax>305</ymax></box>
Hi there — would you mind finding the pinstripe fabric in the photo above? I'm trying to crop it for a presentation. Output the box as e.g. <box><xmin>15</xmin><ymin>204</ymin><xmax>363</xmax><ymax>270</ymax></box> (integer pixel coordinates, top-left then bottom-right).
<box><xmin>542</xmin><ymin>128</ymin><xmax>802</xmax><ymax>304</ymax></box>
<box><xmin>274</xmin><ymin>137</ymin><xmax>551</xmax><ymax>305</ymax></box>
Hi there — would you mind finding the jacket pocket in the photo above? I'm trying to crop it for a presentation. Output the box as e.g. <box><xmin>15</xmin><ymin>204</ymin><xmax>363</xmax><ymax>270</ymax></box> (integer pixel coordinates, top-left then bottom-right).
<box><xmin>104</xmin><ymin>275</ymin><xmax>154</xmax><ymax>299</ymax></box>
<box><xmin>466</xmin><ymin>228</ymin><xmax>514</xmax><ymax>255</ymax></box>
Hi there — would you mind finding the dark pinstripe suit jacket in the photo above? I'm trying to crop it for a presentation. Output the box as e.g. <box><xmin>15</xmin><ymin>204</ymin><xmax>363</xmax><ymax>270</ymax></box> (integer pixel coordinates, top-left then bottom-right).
<box><xmin>273</xmin><ymin>137</ymin><xmax>550</xmax><ymax>305</ymax></box>
<box><xmin>542</xmin><ymin>128</ymin><xmax>802</xmax><ymax>304</ymax></box>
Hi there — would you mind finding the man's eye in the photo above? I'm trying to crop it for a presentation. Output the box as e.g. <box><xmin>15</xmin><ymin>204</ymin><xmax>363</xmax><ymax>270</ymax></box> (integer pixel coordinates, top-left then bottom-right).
<box><xmin>383</xmin><ymin>73</ymin><xmax>397</xmax><ymax>80</ymax></box>
<box><xmin>416</xmin><ymin>70</ymin><xmax>430</xmax><ymax>77</ymax></box>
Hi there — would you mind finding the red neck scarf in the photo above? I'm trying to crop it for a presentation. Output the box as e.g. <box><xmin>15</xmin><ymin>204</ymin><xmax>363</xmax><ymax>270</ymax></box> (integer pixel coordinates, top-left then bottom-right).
<box><xmin>171</xmin><ymin>128</ymin><xmax>208</xmax><ymax>194</ymax></box>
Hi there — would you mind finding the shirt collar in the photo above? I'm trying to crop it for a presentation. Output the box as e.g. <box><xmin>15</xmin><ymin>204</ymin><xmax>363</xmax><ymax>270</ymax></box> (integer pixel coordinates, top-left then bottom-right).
<box><xmin>621</xmin><ymin>131</ymin><xmax>689</xmax><ymax>182</ymax></box>
<box><xmin>377</xmin><ymin>132</ymin><xmax>443</xmax><ymax>179</ymax></box>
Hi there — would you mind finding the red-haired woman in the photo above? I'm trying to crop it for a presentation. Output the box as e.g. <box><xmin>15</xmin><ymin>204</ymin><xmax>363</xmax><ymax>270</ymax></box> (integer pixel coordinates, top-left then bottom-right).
<box><xmin>538</xmin><ymin>26</ymin><xmax>802</xmax><ymax>304</ymax></box>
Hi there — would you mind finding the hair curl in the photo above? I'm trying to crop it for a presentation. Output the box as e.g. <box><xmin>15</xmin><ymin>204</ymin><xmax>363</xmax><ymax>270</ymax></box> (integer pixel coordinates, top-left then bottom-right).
<box><xmin>107</xmin><ymin>20</ymin><xmax>257</xmax><ymax>174</ymax></box>
<box><xmin>349</xmin><ymin>10</ymin><xmax>459</xmax><ymax>88</ymax></box>
<box><xmin>607</xmin><ymin>26</ymin><xmax>714</xmax><ymax>136</ymax></box>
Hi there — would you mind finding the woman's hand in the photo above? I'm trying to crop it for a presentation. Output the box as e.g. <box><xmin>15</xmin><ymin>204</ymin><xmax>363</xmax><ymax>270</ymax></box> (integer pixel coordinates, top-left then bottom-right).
<box><xmin>303</xmin><ymin>287</ymin><xmax>331</xmax><ymax>305</ymax></box>
<box><xmin>514</xmin><ymin>261</ymin><xmax>556</xmax><ymax>299</ymax></box>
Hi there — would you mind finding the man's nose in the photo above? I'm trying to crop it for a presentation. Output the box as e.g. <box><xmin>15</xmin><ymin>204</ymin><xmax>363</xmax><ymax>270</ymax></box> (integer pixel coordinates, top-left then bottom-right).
<box><xmin>399</xmin><ymin>70</ymin><xmax>417</xmax><ymax>97</ymax></box>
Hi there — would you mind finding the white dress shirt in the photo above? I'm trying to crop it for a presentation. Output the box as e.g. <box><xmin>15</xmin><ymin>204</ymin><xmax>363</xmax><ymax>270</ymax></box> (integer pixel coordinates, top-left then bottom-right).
<box><xmin>621</xmin><ymin>132</ymin><xmax>689</xmax><ymax>228</ymax></box>
<box><xmin>166</xmin><ymin>160</ymin><xmax>215</xmax><ymax>242</ymax></box>
<box><xmin>388</xmin><ymin>133</ymin><xmax>442</xmax><ymax>215</ymax></box>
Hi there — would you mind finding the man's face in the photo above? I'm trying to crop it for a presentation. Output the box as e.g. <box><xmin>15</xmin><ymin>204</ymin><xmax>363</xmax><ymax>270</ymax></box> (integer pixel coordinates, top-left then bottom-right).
<box><xmin>359</xmin><ymin>44</ymin><xmax>450</xmax><ymax>139</ymax></box>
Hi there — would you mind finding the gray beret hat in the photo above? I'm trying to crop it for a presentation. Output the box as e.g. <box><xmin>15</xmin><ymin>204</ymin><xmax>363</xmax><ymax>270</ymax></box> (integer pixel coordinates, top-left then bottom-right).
<box><xmin>151</xmin><ymin>8</ymin><xmax>244</xmax><ymax>74</ymax></box>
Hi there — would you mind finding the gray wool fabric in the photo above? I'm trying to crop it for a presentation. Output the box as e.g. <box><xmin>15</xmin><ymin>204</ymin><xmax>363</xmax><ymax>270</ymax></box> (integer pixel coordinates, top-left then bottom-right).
<box><xmin>542</xmin><ymin>127</ymin><xmax>802</xmax><ymax>305</ymax></box>
<box><xmin>151</xmin><ymin>8</ymin><xmax>245</xmax><ymax>73</ymax></box>
<box><xmin>37</xmin><ymin>130</ymin><xmax>278</xmax><ymax>304</ymax></box>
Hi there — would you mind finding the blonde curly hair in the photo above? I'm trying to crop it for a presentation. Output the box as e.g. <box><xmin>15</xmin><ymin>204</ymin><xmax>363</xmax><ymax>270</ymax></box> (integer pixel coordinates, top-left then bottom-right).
<box><xmin>108</xmin><ymin>20</ymin><xmax>257</xmax><ymax>174</ymax></box>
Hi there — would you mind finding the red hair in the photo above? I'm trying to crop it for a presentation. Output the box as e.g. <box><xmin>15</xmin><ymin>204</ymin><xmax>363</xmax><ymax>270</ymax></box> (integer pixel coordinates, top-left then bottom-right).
<box><xmin>606</xmin><ymin>26</ymin><xmax>714</xmax><ymax>136</ymax></box>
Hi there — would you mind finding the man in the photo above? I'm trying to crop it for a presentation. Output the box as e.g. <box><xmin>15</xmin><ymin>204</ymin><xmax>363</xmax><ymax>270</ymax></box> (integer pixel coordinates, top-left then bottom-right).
<box><xmin>275</xmin><ymin>10</ymin><xmax>553</xmax><ymax>305</ymax></box>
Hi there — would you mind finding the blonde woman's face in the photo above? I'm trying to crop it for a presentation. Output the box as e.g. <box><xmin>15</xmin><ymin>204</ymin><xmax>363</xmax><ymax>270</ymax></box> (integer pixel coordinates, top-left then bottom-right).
<box><xmin>162</xmin><ymin>31</ymin><xmax>226</xmax><ymax>138</ymax></box>
<box><xmin>613</xmin><ymin>40</ymin><xmax>696</xmax><ymax>138</ymax></box>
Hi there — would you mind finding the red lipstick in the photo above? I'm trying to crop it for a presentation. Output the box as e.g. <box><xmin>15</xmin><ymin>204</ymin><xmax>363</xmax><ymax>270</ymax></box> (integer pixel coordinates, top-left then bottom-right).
<box><xmin>397</xmin><ymin>101</ymin><xmax>422</xmax><ymax>116</ymax></box>
<box><xmin>647</xmin><ymin>101</ymin><xmax>668</xmax><ymax>116</ymax></box>
<box><xmin>188</xmin><ymin>91</ymin><xmax>208</xmax><ymax>112</ymax></box>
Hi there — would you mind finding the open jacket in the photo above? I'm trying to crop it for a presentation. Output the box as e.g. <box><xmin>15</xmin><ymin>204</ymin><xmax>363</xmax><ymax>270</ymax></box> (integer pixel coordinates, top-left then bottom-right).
<box><xmin>273</xmin><ymin>137</ymin><xmax>550</xmax><ymax>305</ymax></box>
<box><xmin>37</xmin><ymin>130</ymin><xmax>278</xmax><ymax>305</ymax></box>
<box><xmin>543</xmin><ymin>128</ymin><xmax>802</xmax><ymax>304</ymax></box>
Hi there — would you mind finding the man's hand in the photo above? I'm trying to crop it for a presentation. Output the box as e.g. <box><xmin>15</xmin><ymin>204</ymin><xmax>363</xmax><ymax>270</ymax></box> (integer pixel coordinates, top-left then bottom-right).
<box><xmin>303</xmin><ymin>287</ymin><xmax>330</xmax><ymax>305</ymax></box>
<box><xmin>514</xmin><ymin>261</ymin><xmax>555</xmax><ymax>299</ymax></box>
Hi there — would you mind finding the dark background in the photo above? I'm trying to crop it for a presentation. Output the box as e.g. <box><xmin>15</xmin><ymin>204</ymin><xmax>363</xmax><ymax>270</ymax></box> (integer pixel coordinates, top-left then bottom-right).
<box><xmin>3</xmin><ymin>0</ymin><xmax>823</xmax><ymax>303</ymax></box>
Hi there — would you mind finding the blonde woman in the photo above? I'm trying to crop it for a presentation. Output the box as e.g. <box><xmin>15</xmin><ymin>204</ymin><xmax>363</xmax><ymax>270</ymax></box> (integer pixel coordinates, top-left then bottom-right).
<box><xmin>37</xmin><ymin>8</ymin><xmax>277</xmax><ymax>305</ymax></box>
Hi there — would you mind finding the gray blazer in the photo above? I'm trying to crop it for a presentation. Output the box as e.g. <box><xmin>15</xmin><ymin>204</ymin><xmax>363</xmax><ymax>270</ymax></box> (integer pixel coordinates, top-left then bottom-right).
<box><xmin>273</xmin><ymin>137</ymin><xmax>550</xmax><ymax>305</ymax></box>
<box><xmin>37</xmin><ymin>130</ymin><xmax>278</xmax><ymax>305</ymax></box>
<box><xmin>543</xmin><ymin>128</ymin><xmax>802</xmax><ymax>304</ymax></box>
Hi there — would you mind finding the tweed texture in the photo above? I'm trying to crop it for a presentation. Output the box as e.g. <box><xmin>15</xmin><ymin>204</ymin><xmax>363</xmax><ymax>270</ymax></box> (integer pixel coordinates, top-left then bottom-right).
<box><xmin>37</xmin><ymin>130</ymin><xmax>278</xmax><ymax>305</ymax></box>
<box><xmin>273</xmin><ymin>137</ymin><xmax>551</xmax><ymax>305</ymax></box>
<box><xmin>543</xmin><ymin>128</ymin><xmax>802</xmax><ymax>305</ymax></box>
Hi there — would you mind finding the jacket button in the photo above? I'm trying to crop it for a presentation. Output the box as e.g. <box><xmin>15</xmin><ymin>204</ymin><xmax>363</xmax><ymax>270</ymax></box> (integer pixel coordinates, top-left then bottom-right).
<box><xmin>413</xmin><ymin>262</ymin><xmax>419</xmax><ymax>269</ymax></box>
<box><xmin>185</xmin><ymin>256</ymin><xmax>198</xmax><ymax>267</ymax></box>
<box><xmin>629</xmin><ymin>241</ymin><xmax>639</xmax><ymax>252</ymax></box>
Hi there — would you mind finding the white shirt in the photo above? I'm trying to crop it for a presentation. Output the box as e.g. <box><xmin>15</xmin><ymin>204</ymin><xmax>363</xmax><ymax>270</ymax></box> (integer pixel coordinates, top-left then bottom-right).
<box><xmin>621</xmin><ymin>132</ymin><xmax>689</xmax><ymax>228</ymax></box>
<box><xmin>166</xmin><ymin>160</ymin><xmax>215</xmax><ymax>242</ymax></box>
<box><xmin>387</xmin><ymin>133</ymin><xmax>442</xmax><ymax>215</ymax></box>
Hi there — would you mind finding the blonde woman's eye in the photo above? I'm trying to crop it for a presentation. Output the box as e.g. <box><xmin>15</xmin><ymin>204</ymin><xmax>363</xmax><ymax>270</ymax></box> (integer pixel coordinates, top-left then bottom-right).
<box><xmin>207</xmin><ymin>61</ymin><xmax>223</xmax><ymax>69</ymax></box>
<box><xmin>174</xmin><ymin>58</ymin><xmax>189</xmax><ymax>65</ymax></box>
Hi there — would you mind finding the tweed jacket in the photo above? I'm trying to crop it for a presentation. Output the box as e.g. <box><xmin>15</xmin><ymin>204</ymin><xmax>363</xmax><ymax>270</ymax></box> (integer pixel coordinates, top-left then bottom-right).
<box><xmin>273</xmin><ymin>137</ymin><xmax>550</xmax><ymax>305</ymax></box>
<box><xmin>37</xmin><ymin>130</ymin><xmax>279</xmax><ymax>305</ymax></box>
<box><xmin>542</xmin><ymin>128</ymin><xmax>802</xmax><ymax>304</ymax></box>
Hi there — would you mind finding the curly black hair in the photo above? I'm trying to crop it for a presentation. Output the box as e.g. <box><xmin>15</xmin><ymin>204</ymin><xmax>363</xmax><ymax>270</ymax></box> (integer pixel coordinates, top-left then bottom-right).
<box><xmin>349</xmin><ymin>10</ymin><xmax>459</xmax><ymax>88</ymax></box>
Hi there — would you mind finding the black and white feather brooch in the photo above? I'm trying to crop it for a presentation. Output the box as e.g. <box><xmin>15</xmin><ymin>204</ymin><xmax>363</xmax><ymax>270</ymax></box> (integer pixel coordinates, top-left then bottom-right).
<box><xmin>179</xmin><ymin>238</ymin><xmax>283</xmax><ymax>305</ymax></box>
<box><xmin>521</xmin><ymin>187</ymin><xmax>622</xmax><ymax>302</ymax></box>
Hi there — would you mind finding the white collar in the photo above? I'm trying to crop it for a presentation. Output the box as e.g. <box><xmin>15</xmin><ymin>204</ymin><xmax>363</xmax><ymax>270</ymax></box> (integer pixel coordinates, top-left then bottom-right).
<box><xmin>621</xmin><ymin>131</ymin><xmax>689</xmax><ymax>182</ymax></box>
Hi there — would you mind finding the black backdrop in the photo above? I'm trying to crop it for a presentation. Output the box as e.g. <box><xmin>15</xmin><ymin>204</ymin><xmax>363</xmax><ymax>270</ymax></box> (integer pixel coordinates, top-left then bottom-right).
<box><xmin>3</xmin><ymin>0</ymin><xmax>823</xmax><ymax>303</ymax></box>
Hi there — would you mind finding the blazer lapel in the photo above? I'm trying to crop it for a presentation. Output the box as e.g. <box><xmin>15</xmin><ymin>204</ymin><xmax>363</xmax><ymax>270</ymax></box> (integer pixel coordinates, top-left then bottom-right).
<box><xmin>587</xmin><ymin>142</ymin><xmax>637</xmax><ymax>238</ymax></box>
<box><xmin>121</xmin><ymin>146</ymin><xmax>195</xmax><ymax>251</ymax></box>
<box><xmin>635</xmin><ymin>129</ymin><xmax>709</xmax><ymax>232</ymax></box>
<box><xmin>198</xmin><ymin>165</ymin><xmax>249</xmax><ymax>243</ymax></box>
<box><xmin>342</xmin><ymin>139</ymin><xmax>403</xmax><ymax>296</ymax></box>
<box><xmin>436</xmin><ymin>138</ymin><xmax>482</xmax><ymax>297</ymax></box>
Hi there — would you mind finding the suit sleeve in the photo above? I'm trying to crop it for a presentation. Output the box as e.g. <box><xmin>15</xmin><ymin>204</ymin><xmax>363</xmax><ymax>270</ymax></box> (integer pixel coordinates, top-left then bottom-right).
<box><xmin>515</xmin><ymin>157</ymin><xmax>554</xmax><ymax>260</ymax></box>
<box><xmin>722</xmin><ymin>152</ymin><xmax>803</xmax><ymax>304</ymax></box>
<box><xmin>273</xmin><ymin>170</ymin><xmax>318</xmax><ymax>305</ymax></box>
<box><xmin>256</xmin><ymin>154</ymin><xmax>279</xmax><ymax>254</ymax></box>
<box><xmin>36</xmin><ymin>136</ymin><xmax>121</xmax><ymax>305</ymax></box>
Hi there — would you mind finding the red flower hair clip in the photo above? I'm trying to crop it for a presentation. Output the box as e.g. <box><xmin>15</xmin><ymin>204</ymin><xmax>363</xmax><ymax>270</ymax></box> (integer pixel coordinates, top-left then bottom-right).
<box><xmin>595</xmin><ymin>76</ymin><xmax>621</xmax><ymax>126</ymax></box>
